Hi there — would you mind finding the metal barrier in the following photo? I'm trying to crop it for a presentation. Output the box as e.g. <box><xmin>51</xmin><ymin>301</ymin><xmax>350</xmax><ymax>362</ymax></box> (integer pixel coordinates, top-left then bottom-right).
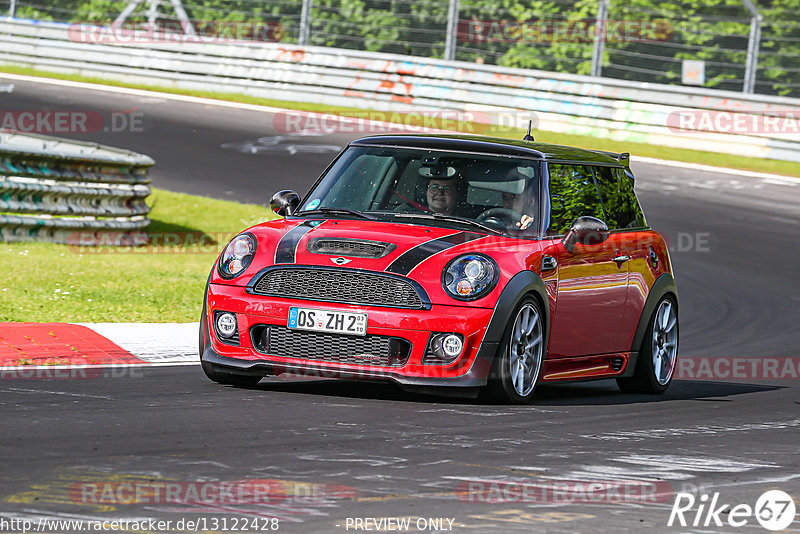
<box><xmin>1</xmin><ymin>19</ymin><xmax>799</xmax><ymax>163</ymax></box>
<box><xmin>4</xmin><ymin>0</ymin><xmax>799</xmax><ymax>98</ymax></box>
<box><xmin>0</xmin><ymin>130</ymin><xmax>153</xmax><ymax>243</ymax></box>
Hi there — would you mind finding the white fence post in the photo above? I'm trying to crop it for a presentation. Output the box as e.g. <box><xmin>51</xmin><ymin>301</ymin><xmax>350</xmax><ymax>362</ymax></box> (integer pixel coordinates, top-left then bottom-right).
<box><xmin>444</xmin><ymin>0</ymin><xmax>460</xmax><ymax>61</ymax></box>
<box><xmin>590</xmin><ymin>0</ymin><xmax>609</xmax><ymax>77</ymax></box>
<box><xmin>742</xmin><ymin>0</ymin><xmax>762</xmax><ymax>94</ymax></box>
<box><xmin>298</xmin><ymin>0</ymin><xmax>312</xmax><ymax>46</ymax></box>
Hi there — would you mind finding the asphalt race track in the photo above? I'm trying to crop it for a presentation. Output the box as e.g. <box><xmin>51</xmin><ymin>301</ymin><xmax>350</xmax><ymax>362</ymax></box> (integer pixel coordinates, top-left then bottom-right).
<box><xmin>2</xmin><ymin>77</ymin><xmax>799</xmax><ymax>533</ymax></box>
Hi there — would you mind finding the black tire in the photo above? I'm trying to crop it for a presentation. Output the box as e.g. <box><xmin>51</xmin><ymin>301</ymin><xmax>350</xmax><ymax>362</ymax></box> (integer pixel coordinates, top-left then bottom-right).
<box><xmin>617</xmin><ymin>295</ymin><xmax>678</xmax><ymax>394</ymax></box>
<box><xmin>199</xmin><ymin>310</ymin><xmax>263</xmax><ymax>387</ymax></box>
<box><xmin>485</xmin><ymin>297</ymin><xmax>546</xmax><ymax>404</ymax></box>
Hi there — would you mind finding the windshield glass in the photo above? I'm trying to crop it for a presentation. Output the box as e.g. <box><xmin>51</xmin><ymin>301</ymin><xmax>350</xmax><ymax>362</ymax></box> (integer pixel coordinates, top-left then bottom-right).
<box><xmin>298</xmin><ymin>145</ymin><xmax>542</xmax><ymax>236</ymax></box>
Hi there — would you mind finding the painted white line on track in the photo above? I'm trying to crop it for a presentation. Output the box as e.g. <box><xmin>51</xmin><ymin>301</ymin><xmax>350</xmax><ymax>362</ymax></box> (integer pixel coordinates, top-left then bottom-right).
<box><xmin>0</xmin><ymin>72</ymin><xmax>458</xmax><ymax>135</ymax></box>
<box><xmin>0</xmin><ymin>72</ymin><xmax>306</xmax><ymax>114</ymax></box>
<box><xmin>4</xmin><ymin>72</ymin><xmax>799</xmax><ymax>183</ymax></box>
<box><xmin>634</xmin><ymin>156</ymin><xmax>800</xmax><ymax>184</ymax></box>
<box><xmin>2</xmin><ymin>387</ymin><xmax>111</xmax><ymax>399</ymax></box>
<box><xmin>0</xmin><ymin>362</ymin><xmax>197</xmax><ymax>372</ymax></box>
<box><xmin>762</xmin><ymin>177</ymin><xmax>799</xmax><ymax>186</ymax></box>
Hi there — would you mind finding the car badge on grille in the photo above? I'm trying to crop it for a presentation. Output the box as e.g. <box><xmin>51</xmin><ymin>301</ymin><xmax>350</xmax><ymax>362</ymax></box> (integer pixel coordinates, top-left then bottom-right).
<box><xmin>331</xmin><ymin>257</ymin><xmax>352</xmax><ymax>265</ymax></box>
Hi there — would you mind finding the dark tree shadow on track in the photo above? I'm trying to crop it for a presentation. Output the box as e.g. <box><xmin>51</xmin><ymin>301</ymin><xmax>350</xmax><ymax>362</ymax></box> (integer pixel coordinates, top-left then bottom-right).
<box><xmin>246</xmin><ymin>378</ymin><xmax>478</xmax><ymax>405</ymax></box>
<box><xmin>242</xmin><ymin>376</ymin><xmax>781</xmax><ymax>406</ymax></box>
<box><xmin>530</xmin><ymin>379</ymin><xmax>781</xmax><ymax>406</ymax></box>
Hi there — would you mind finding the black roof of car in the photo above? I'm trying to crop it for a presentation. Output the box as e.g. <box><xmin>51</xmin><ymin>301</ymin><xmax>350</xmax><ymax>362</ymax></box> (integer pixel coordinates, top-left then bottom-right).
<box><xmin>350</xmin><ymin>134</ymin><xmax>628</xmax><ymax>166</ymax></box>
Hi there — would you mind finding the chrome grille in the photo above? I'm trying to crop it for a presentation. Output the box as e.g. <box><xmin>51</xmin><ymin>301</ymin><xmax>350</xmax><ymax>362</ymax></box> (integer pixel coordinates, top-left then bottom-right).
<box><xmin>252</xmin><ymin>326</ymin><xmax>411</xmax><ymax>367</ymax></box>
<box><xmin>251</xmin><ymin>267</ymin><xmax>426</xmax><ymax>309</ymax></box>
<box><xmin>307</xmin><ymin>238</ymin><xmax>395</xmax><ymax>258</ymax></box>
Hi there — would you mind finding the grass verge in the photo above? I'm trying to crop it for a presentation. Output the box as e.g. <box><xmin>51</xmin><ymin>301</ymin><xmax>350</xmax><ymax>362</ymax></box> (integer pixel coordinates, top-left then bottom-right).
<box><xmin>2</xmin><ymin>64</ymin><xmax>799</xmax><ymax>178</ymax></box>
<box><xmin>0</xmin><ymin>188</ymin><xmax>272</xmax><ymax>322</ymax></box>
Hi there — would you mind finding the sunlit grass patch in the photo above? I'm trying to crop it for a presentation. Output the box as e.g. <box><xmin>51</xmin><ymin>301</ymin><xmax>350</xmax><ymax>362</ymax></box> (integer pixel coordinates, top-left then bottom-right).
<box><xmin>0</xmin><ymin>188</ymin><xmax>272</xmax><ymax>322</ymax></box>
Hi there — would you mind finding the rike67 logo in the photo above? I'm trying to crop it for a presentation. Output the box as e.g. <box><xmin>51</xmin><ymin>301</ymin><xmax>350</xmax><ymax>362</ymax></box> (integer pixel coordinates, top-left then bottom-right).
<box><xmin>669</xmin><ymin>490</ymin><xmax>796</xmax><ymax>531</ymax></box>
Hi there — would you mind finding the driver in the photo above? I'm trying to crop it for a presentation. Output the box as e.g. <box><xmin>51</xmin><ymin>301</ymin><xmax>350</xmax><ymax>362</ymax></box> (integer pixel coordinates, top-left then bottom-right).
<box><xmin>426</xmin><ymin>175</ymin><xmax>467</xmax><ymax>216</ymax></box>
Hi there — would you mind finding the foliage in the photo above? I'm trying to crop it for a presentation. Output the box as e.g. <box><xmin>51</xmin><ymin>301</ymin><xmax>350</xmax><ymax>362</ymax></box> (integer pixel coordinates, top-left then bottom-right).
<box><xmin>310</xmin><ymin>0</ymin><xmax>403</xmax><ymax>53</ymax></box>
<box><xmin>547</xmin><ymin>164</ymin><xmax>605</xmax><ymax>234</ymax></box>
<box><xmin>9</xmin><ymin>0</ymin><xmax>798</xmax><ymax>96</ymax></box>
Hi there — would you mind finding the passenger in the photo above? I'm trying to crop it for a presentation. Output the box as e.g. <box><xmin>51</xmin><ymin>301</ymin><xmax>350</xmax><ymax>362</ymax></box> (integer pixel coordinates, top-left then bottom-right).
<box><xmin>501</xmin><ymin>169</ymin><xmax>535</xmax><ymax>230</ymax></box>
<box><xmin>501</xmin><ymin>191</ymin><xmax>535</xmax><ymax>229</ymax></box>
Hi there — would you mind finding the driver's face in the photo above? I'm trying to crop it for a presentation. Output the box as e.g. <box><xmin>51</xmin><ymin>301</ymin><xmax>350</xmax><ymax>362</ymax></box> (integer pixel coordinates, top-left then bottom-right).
<box><xmin>427</xmin><ymin>179</ymin><xmax>460</xmax><ymax>215</ymax></box>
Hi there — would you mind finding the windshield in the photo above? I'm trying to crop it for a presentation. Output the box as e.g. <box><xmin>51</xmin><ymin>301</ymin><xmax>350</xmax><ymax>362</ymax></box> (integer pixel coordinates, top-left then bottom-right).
<box><xmin>298</xmin><ymin>145</ymin><xmax>542</xmax><ymax>236</ymax></box>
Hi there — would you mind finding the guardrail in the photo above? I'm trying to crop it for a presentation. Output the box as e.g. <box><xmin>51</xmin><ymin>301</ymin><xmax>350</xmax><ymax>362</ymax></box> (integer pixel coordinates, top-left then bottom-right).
<box><xmin>1</xmin><ymin>19</ymin><xmax>799</xmax><ymax>163</ymax></box>
<box><xmin>0</xmin><ymin>130</ymin><xmax>153</xmax><ymax>244</ymax></box>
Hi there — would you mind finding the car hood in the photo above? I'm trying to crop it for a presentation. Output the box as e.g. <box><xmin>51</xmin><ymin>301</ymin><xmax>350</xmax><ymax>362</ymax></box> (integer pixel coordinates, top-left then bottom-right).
<box><xmin>213</xmin><ymin>217</ymin><xmax>543</xmax><ymax>306</ymax></box>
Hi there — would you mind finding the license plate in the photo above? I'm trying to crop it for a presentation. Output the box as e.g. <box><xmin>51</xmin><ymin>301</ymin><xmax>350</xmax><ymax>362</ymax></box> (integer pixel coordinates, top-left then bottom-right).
<box><xmin>287</xmin><ymin>307</ymin><xmax>367</xmax><ymax>336</ymax></box>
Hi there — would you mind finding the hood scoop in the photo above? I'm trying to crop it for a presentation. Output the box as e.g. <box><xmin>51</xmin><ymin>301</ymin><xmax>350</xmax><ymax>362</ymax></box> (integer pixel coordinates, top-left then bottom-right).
<box><xmin>307</xmin><ymin>238</ymin><xmax>397</xmax><ymax>259</ymax></box>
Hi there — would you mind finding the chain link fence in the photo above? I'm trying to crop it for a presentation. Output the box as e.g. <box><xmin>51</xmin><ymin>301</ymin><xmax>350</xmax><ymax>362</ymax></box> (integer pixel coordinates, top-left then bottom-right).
<box><xmin>1</xmin><ymin>0</ymin><xmax>798</xmax><ymax>98</ymax></box>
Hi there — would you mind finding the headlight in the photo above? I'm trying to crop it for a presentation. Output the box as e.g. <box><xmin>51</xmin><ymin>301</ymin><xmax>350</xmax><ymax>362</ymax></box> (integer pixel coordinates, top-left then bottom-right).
<box><xmin>218</xmin><ymin>233</ymin><xmax>256</xmax><ymax>279</ymax></box>
<box><xmin>442</xmin><ymin>254</ymin><xmax>498</xmax><ymax>300</ymax></box>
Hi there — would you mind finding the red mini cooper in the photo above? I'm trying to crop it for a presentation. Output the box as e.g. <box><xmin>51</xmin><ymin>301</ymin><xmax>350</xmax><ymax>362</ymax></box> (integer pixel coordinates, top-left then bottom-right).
<box><xmin>200</xmin><ymin>134</ymin><xmax>678</xmax><ymax>403</ymax></box>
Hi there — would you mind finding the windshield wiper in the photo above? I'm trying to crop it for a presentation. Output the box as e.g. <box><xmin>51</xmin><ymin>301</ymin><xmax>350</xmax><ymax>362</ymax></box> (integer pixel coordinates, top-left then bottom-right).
<box><xmin>296</xmin><ymin>207</ymin><xmax>377</xmax><ymax>220</ymax></box>
<box><xmin>392</xmin><ymin>212</ymin><xmax>502</xmax><ymax>235</ymax></box>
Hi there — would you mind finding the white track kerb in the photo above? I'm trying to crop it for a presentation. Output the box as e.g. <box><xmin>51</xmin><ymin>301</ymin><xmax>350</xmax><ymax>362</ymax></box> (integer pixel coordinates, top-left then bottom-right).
<box><xmin>80</xmin><ymin>323</ymin><xmax>199</xmax><ymax>365</ymax></box>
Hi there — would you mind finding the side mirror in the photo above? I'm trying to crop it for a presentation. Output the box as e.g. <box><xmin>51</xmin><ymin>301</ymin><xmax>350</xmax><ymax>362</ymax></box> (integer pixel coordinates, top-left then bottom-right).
<box><xmin>269</xmin><ymin>190</ymin><xmax>300</xmax><ymax>216</ymax></box>
<box><xmin>562</xmin><ymin>216</ymin><xmax>609</xmax><ymax>252</ymax></box>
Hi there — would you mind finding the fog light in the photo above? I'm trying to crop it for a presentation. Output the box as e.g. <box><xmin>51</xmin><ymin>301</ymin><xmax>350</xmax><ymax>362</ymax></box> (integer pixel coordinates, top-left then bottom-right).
<box><xmin>216</xmin><ymin>312</ymin><xmax>237</xmax><ymax>338</ymax></box>
<box><xmin>424</xmin><ymin>332</ymin><xmax>465</xmax><ymax>364</ymax></box>
<box><xmin>442</xmin><ymin>334</ymin><xmax>463</xmax><ymax>358</ymax></box>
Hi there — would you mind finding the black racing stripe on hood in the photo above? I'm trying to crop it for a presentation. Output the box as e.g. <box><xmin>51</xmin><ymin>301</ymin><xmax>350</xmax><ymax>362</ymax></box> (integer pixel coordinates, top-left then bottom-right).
<box><xmin>385</xmin><ymin>232</ymin><xmax>485</xmax><ymax>276</ymax></box>
<box><xmin>275</xmin><ymin>220</ymin><xmax>320</xmax><ymax>264</ymax></box>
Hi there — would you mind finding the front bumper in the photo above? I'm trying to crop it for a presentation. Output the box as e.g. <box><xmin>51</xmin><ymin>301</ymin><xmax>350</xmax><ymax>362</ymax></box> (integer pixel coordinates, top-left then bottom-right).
<box><xmin>202</xmin><ymin>283</ymin><xmax>498</xmax><ymax>388</ymax></box>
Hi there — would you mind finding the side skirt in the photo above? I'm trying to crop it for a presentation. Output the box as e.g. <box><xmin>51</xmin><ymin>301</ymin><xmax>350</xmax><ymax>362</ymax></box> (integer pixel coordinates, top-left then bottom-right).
<box><xmin>540</xmin><ymin>353</ymin><xmax>630</xmax><ymax>383</ymax></box>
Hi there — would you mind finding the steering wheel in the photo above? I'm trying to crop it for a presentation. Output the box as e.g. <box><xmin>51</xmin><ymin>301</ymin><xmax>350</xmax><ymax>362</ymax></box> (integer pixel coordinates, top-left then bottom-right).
<box><xmin>477</xmin><ymin>207</ymin><xmax>523</xmax><ymax>227</ymax></box>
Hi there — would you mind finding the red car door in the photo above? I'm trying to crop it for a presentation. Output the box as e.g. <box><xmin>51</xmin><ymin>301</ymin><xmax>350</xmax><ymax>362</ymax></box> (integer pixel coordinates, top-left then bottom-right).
<box><xmin>543</xmin><ymin>163</ymin><xmax>630</xmax><ymax>358</ymax></box>
<box><xmin>545</xmin><ymin>234</ymin><xmax>630</xmax><ymax>358</ymax></box>
<box><xmin>597</xmin><ymin>167</ymin><xmax>656</xmax><ymax>352</ymax></box>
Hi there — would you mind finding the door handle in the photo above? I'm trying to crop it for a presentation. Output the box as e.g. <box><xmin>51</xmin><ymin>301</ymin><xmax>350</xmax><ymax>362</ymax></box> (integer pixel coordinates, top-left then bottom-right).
<box><xmin>612</xmin><ymin>255</ymin><xmax>630</xmax><ymax>263</ymax></box>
